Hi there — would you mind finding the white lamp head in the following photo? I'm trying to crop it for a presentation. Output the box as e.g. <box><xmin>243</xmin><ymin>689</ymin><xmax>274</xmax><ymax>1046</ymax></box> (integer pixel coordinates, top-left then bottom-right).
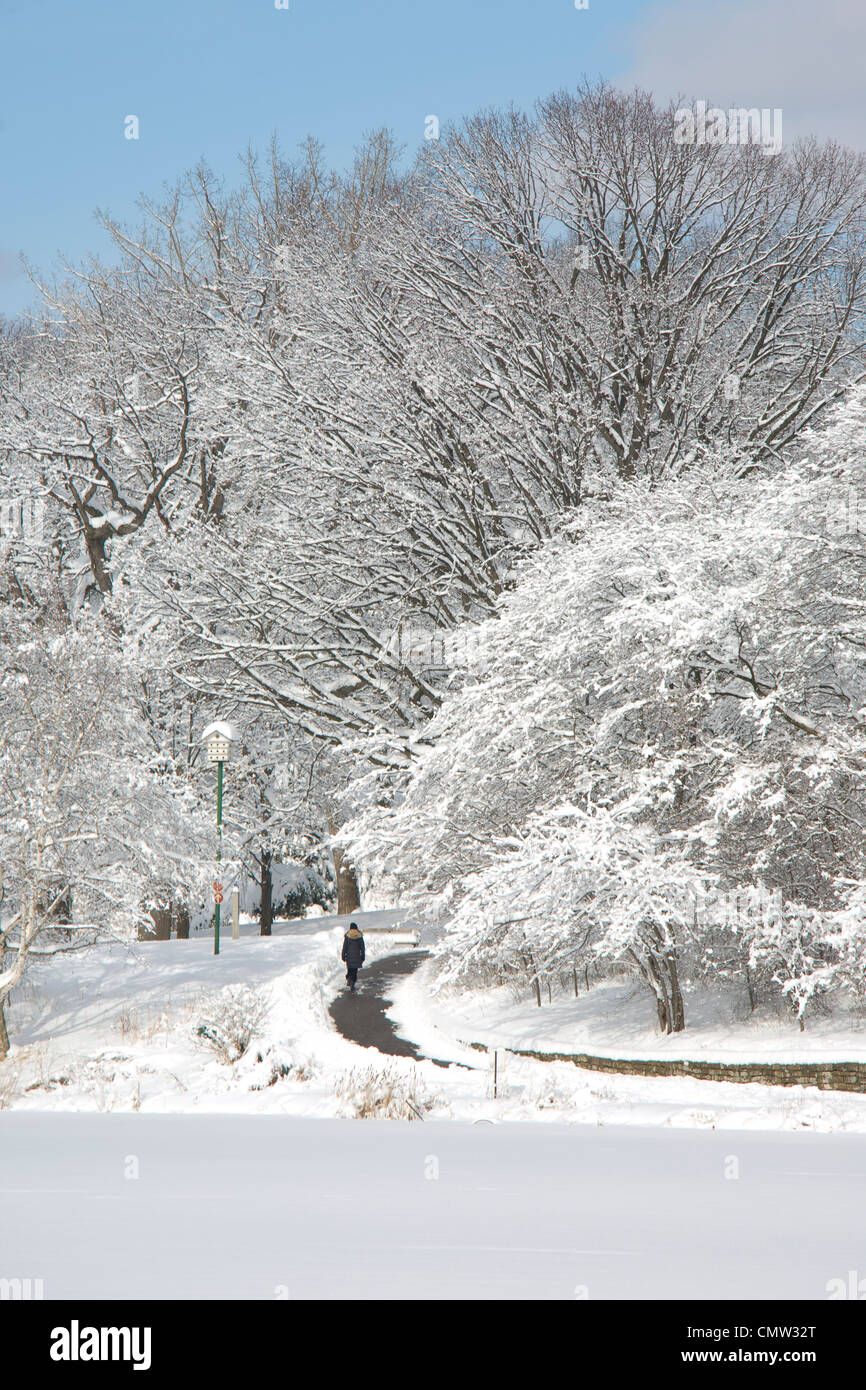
<box><xmin>201</xmin><ymin>720</ymin><xmax>238</xmax><ymax>764</ymax></box>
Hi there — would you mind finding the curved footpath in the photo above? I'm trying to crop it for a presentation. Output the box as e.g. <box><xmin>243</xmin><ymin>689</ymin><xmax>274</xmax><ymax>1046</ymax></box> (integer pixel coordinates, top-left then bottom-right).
<box><xmin>329</xmin><ymin>950</ymin><xmax>866</xmax><ymax>1095</ymax></box>
<box><xmin>329</xmin><ymin>950</ymin><xmax>469</xmax><ymax>1069</ymax></box>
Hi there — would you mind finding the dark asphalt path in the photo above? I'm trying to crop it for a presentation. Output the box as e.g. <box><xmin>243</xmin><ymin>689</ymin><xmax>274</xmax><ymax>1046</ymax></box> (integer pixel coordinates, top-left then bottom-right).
<box><xmin>329</xmin><ymin>950</ymin><xmax>463</xmax><ymax>1068</ymax></box>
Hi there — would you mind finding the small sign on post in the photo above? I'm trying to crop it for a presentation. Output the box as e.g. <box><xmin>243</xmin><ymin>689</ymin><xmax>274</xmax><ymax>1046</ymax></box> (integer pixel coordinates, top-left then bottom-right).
<box><xmin>231</xmin><ymin>886</ymin><xmax>240</xmax><ymax>940</ymax></box>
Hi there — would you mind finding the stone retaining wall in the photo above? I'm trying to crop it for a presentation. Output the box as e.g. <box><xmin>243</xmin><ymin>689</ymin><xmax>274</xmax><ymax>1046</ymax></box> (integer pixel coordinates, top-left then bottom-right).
<box><xmin>464</xmin><ymin>1041</ymin><xmax>866</xmax><ymax>1093</ymax></box>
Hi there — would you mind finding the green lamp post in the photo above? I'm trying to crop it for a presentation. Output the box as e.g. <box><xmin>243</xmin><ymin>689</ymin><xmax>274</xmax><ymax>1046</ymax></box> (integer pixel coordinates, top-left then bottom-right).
<box><xmin>201</xmin><ymin>721</ymin><xmax>237</xmax><ymax>956</ymax></box>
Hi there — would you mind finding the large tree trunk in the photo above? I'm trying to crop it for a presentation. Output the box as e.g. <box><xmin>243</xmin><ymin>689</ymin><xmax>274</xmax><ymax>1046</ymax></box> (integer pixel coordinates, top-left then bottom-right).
<box><xmin>174</xmin><ymin>901</ymin><xmax>190</xmax><ymax>939</ymax></box>
<box><xmin>260</xmin><ymin>849</ymin><xmax>273</xmax><ymax>936</ymax></box>
<box><xmin>331</xmin><ymin>844</ymin><xmax>361</xmax><ymax>916</ymax></box>
<box><xmin>667</xmin><ymin>955</ymin><xmax>686</xmax><ymax>1033</ymax></box>
<box><xmin>83</xmin><ymin>529</ymin><xmax>113</xmax><ymax>596</ymax></box>
<box><xmin>326</xmin><ymin>807</ymin><xmax>362</xmax><ymax>916</ymax></box>
<box><xmin>1</xmin><ymin>927</ymin><xmax>16</xmax><ymax>1058</ymax></box>
<box><xmin>139</xmin><ymin>904</ymin><xmax>172</xmax><ymax>941</ymax></box>
<box><xmin>644</xmin><ymin>952</ymin><xmax>686</xmax><ymax>1034</ymax></box>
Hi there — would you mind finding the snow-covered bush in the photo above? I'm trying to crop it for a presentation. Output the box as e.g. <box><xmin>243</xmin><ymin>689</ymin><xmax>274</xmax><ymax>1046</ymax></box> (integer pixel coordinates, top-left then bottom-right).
<box><xmin>247</xmin><ymin>1050</ymin><xmax>315</xmax><ymax>1091</ymax></box>
<box><xmin>193</xmin><ymin>986</ymin><xmax>270</xmax><ymax>1065</ymax></box>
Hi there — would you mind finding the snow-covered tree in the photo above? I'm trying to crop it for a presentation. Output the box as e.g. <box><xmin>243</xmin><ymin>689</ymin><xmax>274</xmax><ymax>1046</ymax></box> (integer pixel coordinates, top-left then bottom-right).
<box><xmin>344</xmin><ymin>387</ymin><xmax>866</xmax><ymax>1030</ymax></box>
<box><xmin>3</xmin><ymin>85</ymin><xmax>866</xmax><ymax>994</ymax></box>
<box><xmin>420</xmin><ymin>82</ymin><xmax>866</xmax><ymax>480</ymax></box>
<box><xmin>0</xmin><ymin>567</ymin><xmax>211</xmax><ymax>1057</ymax></box>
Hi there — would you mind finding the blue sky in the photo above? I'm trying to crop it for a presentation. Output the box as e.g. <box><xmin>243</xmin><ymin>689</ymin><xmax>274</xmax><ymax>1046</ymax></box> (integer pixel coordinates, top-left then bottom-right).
<box><xmin>0</xmin><ymin>0</ymin><xmax>645</xmax><ymax>315</ymax></box>
<box><xmin>2</xmin><ymin>0</ymin><xmax>864</xmax><ymax>317</ymax></box>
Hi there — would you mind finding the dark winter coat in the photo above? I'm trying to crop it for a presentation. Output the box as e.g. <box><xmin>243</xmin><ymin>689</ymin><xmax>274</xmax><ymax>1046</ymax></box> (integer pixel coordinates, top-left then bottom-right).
<box><xmin>341</xmin><ymin>929</ymin><xmax>366</xmax><ymax>969</ymax></box>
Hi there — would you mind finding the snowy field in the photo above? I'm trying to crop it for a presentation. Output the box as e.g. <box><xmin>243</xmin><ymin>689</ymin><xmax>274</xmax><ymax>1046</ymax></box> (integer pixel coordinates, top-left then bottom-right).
<box><xmin>3</xmin><ymin>1113</ymin><xmax>866</xmax><ymax>1300</ymax></box>
<box><xmin>5</xmin><ymin>912</ymin><xmax>866</xmax><ymax>1301</ymax></box>
<box><xmin>5</xmin><ymin>912</ymin><xmax>866</xmax><ymax>1135</ymax></box>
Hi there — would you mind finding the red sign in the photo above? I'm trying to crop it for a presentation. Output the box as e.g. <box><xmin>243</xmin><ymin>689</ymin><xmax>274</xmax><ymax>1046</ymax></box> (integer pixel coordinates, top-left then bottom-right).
<box><xmin>213</xmin><ymin>880</ymin><xmax>224</xmax><ymax>904</ymax></box>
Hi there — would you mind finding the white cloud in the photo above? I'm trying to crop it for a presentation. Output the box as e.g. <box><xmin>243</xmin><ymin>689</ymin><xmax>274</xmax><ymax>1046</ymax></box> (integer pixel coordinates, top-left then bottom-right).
<box><xmin>620</xmin><ymin>0</ymin><xmax>866</xmax><ymax>150</ymax></box>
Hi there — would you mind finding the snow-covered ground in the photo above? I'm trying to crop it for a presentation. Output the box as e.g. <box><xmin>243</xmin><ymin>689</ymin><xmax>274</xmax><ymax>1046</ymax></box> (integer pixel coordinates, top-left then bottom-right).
<box><xmin>4</xmin><ymin>1112</ymin><xmax>866</xmax><ymax>1299</ymax></box>
<box><xmin>388</xmin><ymin>962</ymin><xmax>866</xmax><ymax>1062</ymax></box>
<box><xmin>381</xmin><ymin>961</ymin><xmax>866</xmax><ymax>1133</ymax></box>
<box><xmin>5</xmin><ymin>912</ymin><xmax>866</xmax><ymax>1135</ymax></box>
<box><xmin>1</xmin><ymin>911</ymin><xmax>432</xmax><ymax>1118</ymax></box>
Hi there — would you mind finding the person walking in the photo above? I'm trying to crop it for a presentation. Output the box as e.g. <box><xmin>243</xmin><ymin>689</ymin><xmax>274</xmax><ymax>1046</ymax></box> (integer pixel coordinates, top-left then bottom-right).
<box><xmin>341</xmin><ymin>922</ymin><xmax>366</xmax><ymax>991</ymax></box>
